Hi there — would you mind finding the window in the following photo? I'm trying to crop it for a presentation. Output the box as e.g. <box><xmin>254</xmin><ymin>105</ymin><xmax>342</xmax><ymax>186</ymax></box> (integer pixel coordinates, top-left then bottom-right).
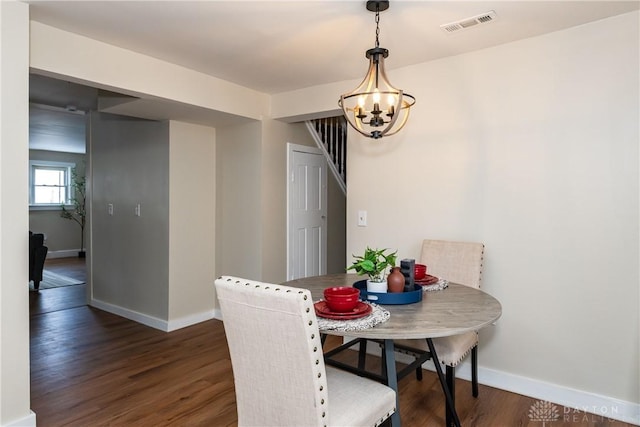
<box><xmin>29</xmin><ymin>160</ymin><xmax>76</xmax><ymax>207</ymax></box>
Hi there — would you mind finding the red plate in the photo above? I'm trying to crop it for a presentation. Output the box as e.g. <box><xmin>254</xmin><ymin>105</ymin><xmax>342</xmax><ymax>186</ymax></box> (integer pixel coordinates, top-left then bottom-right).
<box><xmin>414</xmin><ymin>275</ymin><xmax>439</xmax><ymax>285</ymax></box>
<box><xmin>314</xmin><ymin>301</ymin><xmax>372</xmax><ymax>320</ymax></box>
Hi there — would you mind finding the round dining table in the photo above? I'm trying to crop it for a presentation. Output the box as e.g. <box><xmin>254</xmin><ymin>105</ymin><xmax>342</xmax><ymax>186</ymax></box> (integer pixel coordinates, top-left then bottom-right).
<box><xmin>282</xmin><ymin>273</ymin><xmax>502</xmax><ymax>427</ymax></box>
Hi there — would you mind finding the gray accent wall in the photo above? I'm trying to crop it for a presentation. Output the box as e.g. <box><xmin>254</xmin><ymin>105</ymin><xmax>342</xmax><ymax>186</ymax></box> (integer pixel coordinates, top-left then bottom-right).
<box><xmin>90</xmin><ymin>112</ymin><xmax>170</xmax><ymax>320</ymax></box>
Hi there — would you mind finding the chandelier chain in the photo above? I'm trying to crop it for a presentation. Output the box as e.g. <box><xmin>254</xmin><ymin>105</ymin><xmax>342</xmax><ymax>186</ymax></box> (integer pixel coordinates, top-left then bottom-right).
<box><xmin>374</xmin><ymin>6</ymin><xmax>380</xmax><ymax>48</ymax></box>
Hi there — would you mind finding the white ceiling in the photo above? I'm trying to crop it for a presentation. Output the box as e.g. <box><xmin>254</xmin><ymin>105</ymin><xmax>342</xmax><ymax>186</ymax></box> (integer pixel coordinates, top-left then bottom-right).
<box><xmin>26</xmin><ymin>0</ymin><xmax>640</xmax><ymax>153</ymax></box>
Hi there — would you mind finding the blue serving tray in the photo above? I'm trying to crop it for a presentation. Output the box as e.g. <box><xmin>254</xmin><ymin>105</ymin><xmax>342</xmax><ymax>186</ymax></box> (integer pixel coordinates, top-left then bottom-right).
<box><xmin>353</xmin><ymin>280</ymin><xmax>423</xmax><ymax>305</ymax></box>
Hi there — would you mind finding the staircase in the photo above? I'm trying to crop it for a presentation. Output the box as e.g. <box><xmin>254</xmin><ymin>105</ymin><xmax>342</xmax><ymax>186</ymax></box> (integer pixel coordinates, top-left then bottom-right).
<box><xmin>305</xmin><ymin>116</ymin><xmax>347</xmax><ymax>195</ymax></box>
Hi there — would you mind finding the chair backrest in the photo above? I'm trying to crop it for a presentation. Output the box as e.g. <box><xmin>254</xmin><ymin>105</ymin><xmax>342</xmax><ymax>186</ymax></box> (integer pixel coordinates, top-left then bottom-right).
<box><xmin>215</xmin><ymin>276</ymin><xmax>329</xmax><ymax>427</ymax></box>
<box><xmin>419</xmin><ymin>239</ymin><xmax>484</xmax><ymax>289</ymax></box>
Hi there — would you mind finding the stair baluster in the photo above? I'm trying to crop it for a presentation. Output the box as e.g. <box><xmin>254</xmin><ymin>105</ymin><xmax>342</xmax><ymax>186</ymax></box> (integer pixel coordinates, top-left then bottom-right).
<box><xmin>305</xmin><ymin>117</ymin><xmax>347</xmax><ymax>196</ymax></box>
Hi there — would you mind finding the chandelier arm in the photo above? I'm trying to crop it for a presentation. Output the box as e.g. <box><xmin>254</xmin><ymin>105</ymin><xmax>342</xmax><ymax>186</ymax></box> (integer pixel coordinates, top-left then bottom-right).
<box><xmin>380</xmin><ymin>109</ymin><xmax>411</xmax><ymax>137</ymax></box>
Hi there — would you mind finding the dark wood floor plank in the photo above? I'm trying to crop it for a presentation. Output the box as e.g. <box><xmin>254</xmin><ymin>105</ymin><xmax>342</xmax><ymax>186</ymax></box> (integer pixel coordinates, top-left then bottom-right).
<box><xmin>30</xmin><ymin>258</ymin><xmax>634</xmax><ymax>427</ymax></box>
<box><xmin>44</xmin><ymin>257</ymin><xmax>87</xmax><ymax>282</ymax></box>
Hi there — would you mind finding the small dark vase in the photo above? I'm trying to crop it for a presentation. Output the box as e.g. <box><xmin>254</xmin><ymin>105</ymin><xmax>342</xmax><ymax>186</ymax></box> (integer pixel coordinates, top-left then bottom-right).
<box><xmin>387</xmin><ymin>267</ymin><xmax>405</xmax><ymax>293</ymax></box>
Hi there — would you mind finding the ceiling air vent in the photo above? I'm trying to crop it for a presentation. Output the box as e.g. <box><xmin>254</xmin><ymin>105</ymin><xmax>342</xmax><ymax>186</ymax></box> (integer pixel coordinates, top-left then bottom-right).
<box><xmin>440</xmin><ymin>10</ymin><xmax>497</xmax><ymax>34</ymax></box>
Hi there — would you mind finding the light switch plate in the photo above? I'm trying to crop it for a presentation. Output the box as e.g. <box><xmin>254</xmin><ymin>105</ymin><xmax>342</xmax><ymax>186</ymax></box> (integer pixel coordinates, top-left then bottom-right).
<box><xmin>357</xmin><ymin>210</ymin><xmax>367</xmax><ymax>227</ymax></box>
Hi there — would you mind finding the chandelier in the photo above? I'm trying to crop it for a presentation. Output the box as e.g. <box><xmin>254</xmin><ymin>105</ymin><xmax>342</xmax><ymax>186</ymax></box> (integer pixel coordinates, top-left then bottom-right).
<box><xmin>339</xmin><ymin>0</ymin><xmax>415</xmax><ymax>139</ymax></box>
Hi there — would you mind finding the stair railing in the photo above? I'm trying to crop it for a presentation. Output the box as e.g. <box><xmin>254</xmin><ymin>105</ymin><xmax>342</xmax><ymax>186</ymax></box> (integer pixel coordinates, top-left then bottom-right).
<box><xmin>305</xmin><ymin>116</ymin><xmax>347</xmax><ymax>195</ymax></box>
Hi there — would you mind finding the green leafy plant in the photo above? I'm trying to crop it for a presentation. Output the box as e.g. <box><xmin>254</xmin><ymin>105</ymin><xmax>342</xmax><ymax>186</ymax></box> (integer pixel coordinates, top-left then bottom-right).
<box><xmin>60</xmin><ymin>168</ymin><xmax>86</xmax><ymax>256</ymax></box>
<box><xmin>347</xmin><ymin>247</ymin><xmax>397</xmax><ymax>282</ymax></box>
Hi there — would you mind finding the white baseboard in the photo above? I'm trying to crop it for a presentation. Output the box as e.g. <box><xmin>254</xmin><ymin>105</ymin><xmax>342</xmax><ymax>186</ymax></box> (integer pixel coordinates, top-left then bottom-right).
<box><xmin>46</xmin><ymin>249</ymin><xmax>80</xmax><ymax>259</ymax></box>
<box><xmin>478</xmin><ymin>366</ymin><xmax>640</xmax><ymax>426</ymax></box>
<box><xmin>90</xmin><ymin>299</ymin><xmax>222</xmax><ymax>332</ymax></box>
<box><xmin>345</xmin><ymin>339</ymin><xmax>640</xmax><ymax>425</ymax></box>
<box><xmin>3</xmin><ymin>410</ymin><xmax>36</xmax><ymax>427</ymax></box>
<box><xmin>166</xmin><ymin>310</ymin><xmax>218</xmax><ymax>332</ymax></box>
<box><xmin>90</xmin><ymin>299</ymin><xmax>168</xmax><ymax>331</ymax></box>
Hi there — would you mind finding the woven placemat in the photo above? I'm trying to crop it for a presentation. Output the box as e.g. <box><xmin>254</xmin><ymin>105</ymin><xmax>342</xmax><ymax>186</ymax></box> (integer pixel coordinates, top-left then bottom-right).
<box><xmin>422</xmin><ymin>278</ymin><xmax>448</xmax><ymax>292</ymax></box>
<box><xmin>316</xmin><ymin>302</ymin><xmax>390</xmax><ymax>332</ymax></box>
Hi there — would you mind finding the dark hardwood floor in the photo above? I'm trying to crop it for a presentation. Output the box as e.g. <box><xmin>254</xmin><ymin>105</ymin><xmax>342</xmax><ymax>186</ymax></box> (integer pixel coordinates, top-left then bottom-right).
<box><xmin>29</xmin><ymin>258</ymin><xmax>633</xmax><ymax>426</ymax></box>
<box><xmin>30</xmin><ymin>257</ymin><xmax>87</xmax><ymax>315</ymax></box>
<box><xmin>43</xmin><ymin>256</ymin><xmax>87</xmax><ymax>283</ymax></box>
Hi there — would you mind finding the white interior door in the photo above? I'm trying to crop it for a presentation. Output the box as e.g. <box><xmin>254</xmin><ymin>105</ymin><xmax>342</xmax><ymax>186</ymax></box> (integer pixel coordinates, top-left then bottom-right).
<box><xmin>287</xmin><ymin>144</ymin><xmax>327</xmax><ymax>280</ymax></box>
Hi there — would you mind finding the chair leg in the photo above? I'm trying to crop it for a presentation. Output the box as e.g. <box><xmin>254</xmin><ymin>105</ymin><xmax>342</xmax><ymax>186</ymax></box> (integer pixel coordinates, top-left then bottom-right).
<box><xmin>471</xmin><ymin>346</ymin><xmax>478</xmax><ymax>398</ymax></box>
<box><xmin>445</xmin><ymin>365</ymin><xmax>456</xmax><ymax>427</ymax></box>
<box><xmin>415</xmin><ymin>365</ymin><xmax>423</xmax><ymax>381</ymax></box>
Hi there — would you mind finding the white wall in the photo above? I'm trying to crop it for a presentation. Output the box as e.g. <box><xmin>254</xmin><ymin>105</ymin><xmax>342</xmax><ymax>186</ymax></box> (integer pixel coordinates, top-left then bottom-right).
<box><xmin>0</xmin><ymin>2</ymin><xmax>34</xmax><ymax>426</ymax></box>
<box><xmin>215</xmin><ymin>122</ymin><xmax>263</xmax><ymax>282</ymax></box>
<box><xmin>345</xmin><ymin>11</ymin><xmax>639</xmax><ymax>419</ymax></box>
<box><xmin>273</xmin><ymin>9</ymin><xmax>639</xmax><ymax>422</ymax></box>
<box><xmin>168</xmin><ymin>121</ymin><xmax>216</xmax><ymax>329</ymax></box>
<box><xmin>260</xmin><ymin>120</ymin><xmax>320</xmax><ymax>282</ymax></box>
<box><xmin>214</xmin><ymin>118</ymin><xmax>344</xmax><ymax>301</ymax></box>
<box><xmin>30</xmin><ymin>22</ymin><xmax>269</xmax><ymax>122</ymax></box>
<box><xmin>214</xmin><ymin>118</ymin><xmax>345</xmax><ymax>292</ymax></box>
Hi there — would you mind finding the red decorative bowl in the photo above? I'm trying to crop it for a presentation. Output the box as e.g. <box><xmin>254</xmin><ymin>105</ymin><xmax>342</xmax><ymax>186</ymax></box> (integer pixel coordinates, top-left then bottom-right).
<box><xmin>323</xmin><ymin>287</ymin><xmax>360</xmax><ymax>312</ymax></box>
<box><xmin>414</xmin><ymin>264</ymin><xmax>427</xmax><ymax>280</ymax></box>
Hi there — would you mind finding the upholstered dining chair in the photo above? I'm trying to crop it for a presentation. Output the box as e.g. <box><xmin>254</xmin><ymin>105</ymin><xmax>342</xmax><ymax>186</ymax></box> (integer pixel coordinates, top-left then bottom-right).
<box><xmin>394</xmin><ymin>239</ymin><xmax>484</xmax><ymax>426</ymax></box>
<box><xmin>215</xmin><ymin>276</ymin><xmax>396</xmax><ymax>427</ymax></box>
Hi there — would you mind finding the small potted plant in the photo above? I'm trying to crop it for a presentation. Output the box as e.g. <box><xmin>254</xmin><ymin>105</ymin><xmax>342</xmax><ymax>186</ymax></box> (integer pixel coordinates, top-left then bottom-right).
<box><xmin>347</xmin><ymin>247</ymin><xmax>397</xmax><ymax>293</ymax></box>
